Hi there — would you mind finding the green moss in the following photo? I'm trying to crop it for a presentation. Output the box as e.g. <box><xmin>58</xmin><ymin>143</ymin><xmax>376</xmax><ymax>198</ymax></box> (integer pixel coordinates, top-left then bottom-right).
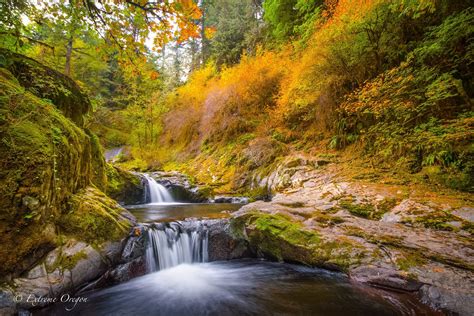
<box><xmin>339</xmin><ymin>200</ymin><xmax>385</xmax><ymax>220</ymax></box>
<box><xmin>377</xmin><ymin>198</ymin><xmax>398</xmax><ymax>213</ymax></box>
<box><xmin>277</xmin><ymin>201</ymin><xmax>306</xmax><ymax>208</ymax></box>
<box><xmin>250</xmin><ymin>213</ymin><xmax>320</xmax><ymax>245</ymax></box>
<box><xmin>312</xmin><ymin>213</ymin><xmax>344</xmax><ymax>227</ymax></box>
<box><xmin>244</xmin><ymin>186</ymin><xmax>271</xmax><ymax>202</ymax></box>
<box><xmin>412</xmin><ymin>210</ymin><xmax>461</xmax><ymax>231</ymax></box>
<box><xmin>59</xmin><ymin>187</ymin><xmax>131</xmax><ymax>245</ymax></box>
<box><xmin>461</xmin><ymin>221</ymin><xmax>474</xmax><ymax>234</ymax></box>
<box><xmin>231</xmin><ymin>212</ymin><xmax>363</xmax><ymax>271</ymax></box>
<box><xmin>47</xmin><ymin>249</ymin><xmax>87</xmax><ymax>273</ymax></box>
<box><xmin>396</xmin><ymin>251</ymin><xmax>427</xmax><ymax>271</ymax></box>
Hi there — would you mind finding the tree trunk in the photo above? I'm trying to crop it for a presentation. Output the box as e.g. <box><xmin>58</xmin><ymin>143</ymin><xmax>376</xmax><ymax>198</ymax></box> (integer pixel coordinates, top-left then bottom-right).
<box><xmin>200</xmin><ymin>0</ymin><xmax>209</xmax><ymax>64</ymax></box>
<box><xmin>65</xmin><ymin>36</ymin><xmax>73</xmax><ymax>76</ymax></box>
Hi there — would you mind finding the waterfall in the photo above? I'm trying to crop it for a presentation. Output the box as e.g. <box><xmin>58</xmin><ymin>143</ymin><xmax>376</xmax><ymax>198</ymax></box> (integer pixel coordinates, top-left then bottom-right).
<box><xmin>144</xmin><ymin>174</ymin><xmax>174</xmax><ymax>203</ymax></box>
<box><xmin>145</xmin><ymin>221</ymin><xmax>209</xmax><ymax>272</ymax></box>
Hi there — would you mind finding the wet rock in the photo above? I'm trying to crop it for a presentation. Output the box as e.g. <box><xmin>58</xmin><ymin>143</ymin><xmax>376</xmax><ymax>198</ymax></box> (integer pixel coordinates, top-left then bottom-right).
<box><xmin>0</xmin><ymin>290</ymin><xmax>15</xmax><ymax>316</ymax></box>
<box><xmin>420</xmin><ymin>284</ymin><xmax>474</xmax><ymax>316</ymax></box>
<box><xmin>212</xmin><ymin>196</ymin><xmax>249</xmax><ymax>204</ymax></box>
<box><xmin>230</xmin><ymin>163</ymin><xmax>474</xmax><ymax>315</ymax></box>
<box><xmin>350</xmin><ymin>266</ymin><xmax>423</xmax><ymax>292</ymax></box>
<box><xmin>207</xmin><ymin>219</ymin><xmax>251</xmax><ymax>261</ymax></box>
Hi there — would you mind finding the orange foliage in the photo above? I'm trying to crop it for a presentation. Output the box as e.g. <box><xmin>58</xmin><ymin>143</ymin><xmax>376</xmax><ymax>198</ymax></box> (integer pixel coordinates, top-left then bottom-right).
<box><xmin>161</xmin><ymin>50</ymin><xmax>290</xmax><ymax>157</ymax></box>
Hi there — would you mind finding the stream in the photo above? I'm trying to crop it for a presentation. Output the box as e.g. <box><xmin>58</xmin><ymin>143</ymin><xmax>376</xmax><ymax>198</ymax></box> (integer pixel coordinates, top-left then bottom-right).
<box><xmin>35</xmin><ymin>174</ymin><xmax>438</xmax><ymax>315</ymax></box>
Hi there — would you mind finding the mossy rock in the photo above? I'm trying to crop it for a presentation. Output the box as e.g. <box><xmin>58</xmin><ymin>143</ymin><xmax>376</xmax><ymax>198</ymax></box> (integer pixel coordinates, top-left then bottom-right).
<box><xmin>230</xmin><ymin>212</ymin><xmax>363</xmax><ymax>271</ymax></box>
<box><xmin>59</xmin><ymin>187</ymin><xmax>132</xmax><ymax>245</ymax></box>
<box><xmin>0</xmin><ymin>54</ymin><xmax>114</xmax><ymax>278</ymax></box>
<box><xmin>0</xmin><ymin>48</ymin><xmax>91</xmax><ymax>126</ymax></box>
<box><xmin>105</xmin><ymin>164</ymin><xmax>144</xmax><ymax>205</ymax></box>
<box><xmin>339</xmin><ymin>199</ymin><xmax>390</xmax><ymax>220</ymax></box>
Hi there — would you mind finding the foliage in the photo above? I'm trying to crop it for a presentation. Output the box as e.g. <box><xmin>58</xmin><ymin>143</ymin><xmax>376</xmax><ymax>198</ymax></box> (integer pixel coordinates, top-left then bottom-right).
<box><xmin>204</xmin><ymin>0</ymin><xmax>264</xmax><ymax>66</ymax></box>
<box><xmin>263</xmin><ymin>0</ymin><xmax>322</xmax><ymax>41</ymax></box>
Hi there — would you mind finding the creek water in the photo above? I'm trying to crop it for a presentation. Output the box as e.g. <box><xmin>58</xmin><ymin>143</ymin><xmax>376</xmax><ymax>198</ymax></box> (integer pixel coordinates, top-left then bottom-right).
<box><xmin>36</xmin><ymin>260</ymin><xmax>435</xmax><ymax>316</ymax></box>
<box><xmin>35</xmin><ymin>176</ymin><xmax>438</xmax><ymax>315</ymax></box>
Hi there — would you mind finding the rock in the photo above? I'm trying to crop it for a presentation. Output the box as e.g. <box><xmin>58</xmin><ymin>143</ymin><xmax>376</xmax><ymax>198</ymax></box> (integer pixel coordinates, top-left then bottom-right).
<box><xmin>106</xmin><ymin>165</ymin><xmax>145</xmax><ymax>205</ymax></box>
<box><xmin>229</xmin><ymin>163</ymin><xmax>474</xmax><ymax>315</ymax></box>
<box><xmin>207</xmin><ymin>219</ymin><xmax>250</xmax><ymax>260</ymax></box>
<box><xmin>21</xmin><ymin>196</ymin><xmax>40</xmax><ymax>211</ymax></box>
<box><xmin>5</xmin><ymin>229</ymin><xmax>139</xmax><ymax>312</ymax></box>
<box><xmin>26</xmin><ymin>265</ymin><xmax>46</xmax><ymax>279</ymax></box>
<box><xmin>0</xmin><ymin>290</ymin><xmax>15</xmax><ymax>316</ymax></box>
<box><xmin>350</xmin><ymin>266</ymin><xmax>423</xmax><ymax>292</ymax></box>
<box><xmin>452</xmin><ymin>207</ymin><xmax>474</xmax><ymax>222</ymax></box>
<box><xmin>212</xmin><ymin>196</ymin><xmax>249</xmax><ymax>204</ymax></box>
<box><xmin>420</xmin><ymin>285</ymin><xmax>474</xmax><ymax>316</ymax></box>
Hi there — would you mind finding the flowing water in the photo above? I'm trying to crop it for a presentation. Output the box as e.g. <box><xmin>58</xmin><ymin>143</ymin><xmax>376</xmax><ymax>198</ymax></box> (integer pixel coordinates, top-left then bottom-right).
<box><xmin>143</xmin><ymin>175</ymin><xmax>174</xmax><ymax>203</ymax></box>
<box><xmin>145</xmin><ymin>221</ymin><xmax>208</xmax><ymax>272</ymax></box>
<box><xmin>36</xmin><ymin>260</ymin><xmax>435</xmax><ymax>316</ymax></box>
<box><xmin>35</xmin><ymin>178</ymin><xmax>438</xmax><ymax>315</ymax></box>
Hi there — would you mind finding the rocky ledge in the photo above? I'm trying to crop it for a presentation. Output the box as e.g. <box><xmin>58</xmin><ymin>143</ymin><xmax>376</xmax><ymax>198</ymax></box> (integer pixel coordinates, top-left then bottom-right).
<box><xmin>228</xmin><ymin>159</ymin><xmax>473</xmax><ymax>315</ymax></box>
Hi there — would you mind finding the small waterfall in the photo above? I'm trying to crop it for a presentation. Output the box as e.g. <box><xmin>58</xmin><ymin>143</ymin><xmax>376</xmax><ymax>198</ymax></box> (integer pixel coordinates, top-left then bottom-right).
<box><xmin>145</xmin><ymin>221</ymin><xmax>209</xmax><ymax>272</ymax></box>
<box><xmin>144</xmin><ymin>174</ymin><xmax>174</xmax><ymax>203</ymax></box>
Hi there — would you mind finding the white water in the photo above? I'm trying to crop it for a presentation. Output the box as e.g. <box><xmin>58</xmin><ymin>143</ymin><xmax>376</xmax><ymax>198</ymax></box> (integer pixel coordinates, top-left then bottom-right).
<box><xmin>145</xmin><ymin>221</ymin><xmax>209</xmax><ymax>272</ymax></box>
<box><xmin>144</xmin><ymin>174</ymin><xmax>174</xmax><ymax>203</ymax></box>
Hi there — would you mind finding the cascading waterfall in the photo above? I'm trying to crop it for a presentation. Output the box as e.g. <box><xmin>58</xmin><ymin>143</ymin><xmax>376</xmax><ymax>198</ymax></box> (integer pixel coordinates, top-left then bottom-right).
<box><xmin>143</xmin><ymin>174</ymin><xmax>174</xmax><ymax>203</ymax></box>
<box><xmin>145</xmin><ymin>221</ymin><xmax>209</xmax><ymax>272</ymax></box>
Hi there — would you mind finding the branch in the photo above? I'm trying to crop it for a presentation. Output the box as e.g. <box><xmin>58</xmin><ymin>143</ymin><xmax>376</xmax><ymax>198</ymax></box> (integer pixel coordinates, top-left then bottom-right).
<box><xmin>0</xmin><ymin>31</ymin><xmax>55</xmax><ymax>51</ymax></box>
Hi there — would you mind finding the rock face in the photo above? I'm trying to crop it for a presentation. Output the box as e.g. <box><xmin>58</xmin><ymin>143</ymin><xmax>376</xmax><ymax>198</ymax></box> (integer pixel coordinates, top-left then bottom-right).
<box><xmin>106</xmin><ymin>165</ymin><xmax>146</xmax><ymax>205</ymax></box>
<box><xmin>0</xmin><ymin>225</ymin><xmax>143</xmax><ymax>314</ymax></box>
<box><xmin>0</xmin><ymin>50</ymin><xmax>135</xmax><ymax>315</ymax></box>
<box><xmin>229</xmin><ymin>158</ymin><xmax>474</xmax><ymax>315</ymax></box>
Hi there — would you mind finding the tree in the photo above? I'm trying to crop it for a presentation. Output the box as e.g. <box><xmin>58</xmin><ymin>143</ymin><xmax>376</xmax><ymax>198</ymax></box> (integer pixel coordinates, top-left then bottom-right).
<box><xmin>2</xmin><ymin>0</ymin><xmax>202</xmax><ymax>57</ymax></box>
<box><xmin>204</xmin><ymin>0</ymin><xmax>263</xmax><ymax>66</ymax></box>
<box><xmin>263</xmin><ymin>0</ymin><xmax>322</xmax><ymax>41</ymax></box>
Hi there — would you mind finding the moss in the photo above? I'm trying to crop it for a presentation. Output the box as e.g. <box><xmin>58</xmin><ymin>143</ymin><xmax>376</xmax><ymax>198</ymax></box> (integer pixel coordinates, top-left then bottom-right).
<box><xmin>377</xmin><ymin>198</ymin><xmax>398</xmax><ymax>213</ymax></box>
<box><xmin>277</xmin><ymin>201</ymin><xmax>306</xmax><ymax>208</ymax></box>
<box><xmin>231</xmin><ymin>212</ymin><xmax>363</xmax><ymax>271</ymax></box>
<box><xmin>339</xmin><ymin>200</ymin><xmax>385</xmax><ymax>220</ymax></box>
<box><xmin>312</xmin><ymin>213</ymin><xmax>344</xmax><ymax>227</ymax></box>
<box><xmin>105</xmin><ymin>164</ymin><xmax>143</xmax><ymax>205</ymax></box>
<box><xmin>252</xmin><ymin>213</ymin><xmax>320</xmax><ymax>245</ymax></box>
<box><xmin>59</xmin><ymin>187</ymin><xmax>131</xmax><ymax>245</ymax></box>
<box><xmin>0</xmin><ymin>48</ymin><xmax>91</xmax><ymax>126</ymax></box>
<box><xmin>411</xmin><ymin>210</ymin><xmax>461</xmax><ymax>231</ymax></box>
<box><xmin>243</xmin><ymin>186</ymin><xmax>271</xmax><ymax>202</ymax></box>
<box><xmin>396</xmin><ymin>251</ymin><xmax>428</xmax><ymax>271</ymax></box>
<box><xmin>461</xmin><ymin>221</ymin><xmax>474</xmax><ymax>234</ymax></box>
<box><xmin>47</xmin><ymin>249</ymin><xmax>87</xmax><ymax>273</ymax></box>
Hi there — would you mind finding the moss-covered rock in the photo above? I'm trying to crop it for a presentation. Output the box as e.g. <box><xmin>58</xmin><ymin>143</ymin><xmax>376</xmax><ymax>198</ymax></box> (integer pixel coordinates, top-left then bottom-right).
<box><xmin>59</xmin><ymin>187</ymin><xmax>133</xmax><ymax>244</ymax></box>
<box><xmin>231</xmin><ymin>211</ymin><xmax>363</xmax><ymax>271</ymax></box>
<box><xmin>105</xmin><ymin>164</ymin><xmax>144</xmax><ymax>205</ymax></box>
<box><xmin>0</xmin><ymin>52</ymin><xmax>129</xmax><ymax>278</ymax></box>
<box><xmin>0</xmin><ymin>48</ymin><xmax>90</xmax><ymax>126</ymax></box>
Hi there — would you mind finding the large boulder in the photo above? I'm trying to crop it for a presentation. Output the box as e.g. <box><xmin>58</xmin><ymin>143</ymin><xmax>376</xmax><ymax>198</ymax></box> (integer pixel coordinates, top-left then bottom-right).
<box><xmin>0</xmin><ymin>48</ymin><xmax>90</xmax><ymax>126</ymax></box>
<box><xmin>0</xmin><ymin>51</ymin><xmax>128</xmax><ymax>281</ymax></box>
